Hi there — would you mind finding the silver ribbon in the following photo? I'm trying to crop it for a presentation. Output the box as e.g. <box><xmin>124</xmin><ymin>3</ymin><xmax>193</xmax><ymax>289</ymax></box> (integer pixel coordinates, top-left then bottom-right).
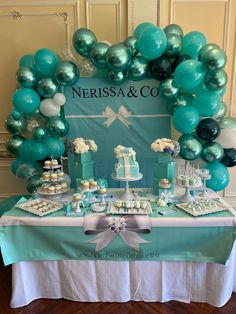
<box><xmin>103</xmin><ymin>105</ymin><xmax>131</xmax><ymax>128</ymax></box>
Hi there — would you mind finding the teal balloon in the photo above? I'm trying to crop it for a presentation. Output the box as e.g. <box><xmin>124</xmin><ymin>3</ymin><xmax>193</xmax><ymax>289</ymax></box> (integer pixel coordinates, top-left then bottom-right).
<box><xmin>73</xmin><ymin>28</ymin><xmax>97</xmax><ymax>58</ymax></box>
<box><xmin>213</xmin><ymin>101</ymin><xmax>227</xmax><ymax>120</ymax></box>
<box><xmin>167</xmin><ymin>93</ymin><xmax>193</xmax><ymax>115</ymax></box>
<box><xmin>5</xmin><ymin>114</ymin><xmax>26</xmax><ymax>135</ymax></box>
<box><xmin>204</xmin><ymin>70</ymin><xmax>227</xmax><ymax>91</ymax></box>
<box><xmin>138</xmin><ymin>27</ymin><xmax>167</xmax><ymax>60</ymax></box>
<box><xmin>32</xmin><ymin>143</ymin><xmax>48</xmax><ymax>160</ymax></box>
<box><xmin>26</xmin><ymin>175</ymin><xmax>42</xmax><ymax>193</ymax></box>
<box><xmin>44</xmin><ymin>137</ymin><xmax>65</xmax><ymax>158</ymax></box>
<box><xmin>11</xmin><ymin>110</ymin><xmax>22</xmax><ymax>120</ymax></box>
<box><xmin>19</xmin><ymin>54</ymin><xmax>34</xmax><ymax>67</ymax></box>
<box><xmin>46</xmin><ymin>117</ymin><xmax>69</xmax><ymax>138</ymax></box>
<box><xmin>133</xmin><ymin>22</ymin><xmax>155</xmax><ymax>39</ymax></box>
<box><xmin>205</xmin><ymin>162</ymin><xmax>229</xmax><ymax>191</ymax></box>
<box><xmin>182</xmin><ymin>31</ymin><xmax>206</xmax><ymax>59</ymax></box>
<box><xmin>97</xmin><ymin>178</ymin><xmax>108</xmax><ymax>188</ymax></box>
<box><xmin>203</xmin><ymin>142</ymin><xmax>224</xmax><ymax>162</ymax></box>
<box><xmin>19</xmin><ymin>139</ymin><xmax>35</xmax><ymax>162</ymax></box>
<box><xmin>33</xmin><ymin>127</ymin><xmax>47</xmax><ymax>142</ymax></box>
<box><xmin>173</xmin><ymin>106</ymin><xmax>199</xmax><ymax>133</ymax></box>
<box><xmin>5</xmin><ymin>135</ymin><xmax>25</xmax><ymax>156</ymax></box>
<box><xmin>198</xmin><ymin>43</ymin><xmax>219</xmax><ymax>61</ymax></box>
<box><xmin>12</xmin><ymin>88</ymin><xmax>40</xmax><ymax>114</ymax></box>
<box><xmin>16</xmin><ymin>66</ymin><xmax>38</xmax><ymax>88</ymax></box>
<box><xmin>192</xmin><ymin>89</ymin><xmax>220</xmax><ymax>117</ymax></box>
<box><xmin>10</xmin><ymin>158</ymin><xmax>23</xmax><ymax>175</ymax></box>
<box><xmin>217</xmin><ymin>85</ymin><xmax>226</xmax><ymax>97</ymax></box>
<box><xmin>37</xmin><ymin>77</ymin><xmax>59</xmax><ymax>98</ymax></box>
<box><xmin>165</xmin><ymin>33</ymin><xmax>182</xmax><ymax>57</ymax></box>
<box><xmin>108</xmin><ymin>70</ymin><xmax>126</xmax><ymax>85</ymax></box>
<box><xmin>106</xmin><ymin>44</ymin><xmax>131</xmax><ymax>72</ymax></box>
<box><xmin>179</xmin><ymin>134</ymin><xmax>202</xmax><ymax>160</ymax></box>
<box><xmin>163</xmin><ymin>24</ymin><xmax>183</xmax><ymax>37</ymax></box>
<box><xmin>127</xmin><ymin>56</ymin><xmax>148</xmax><ymax>81</ymax></box>
<box><xmin>55</xmin><ymin>60</ymin><xmax>79</xmax><ymax>86</ymax></box>
<box><xmin>159</xmin><ymin>78</ymin><xmax>179</xmax><ymax>98</ymax></box>
<box><xmin>16</xmin><ymin>163</ymin><xmax>38</xmax><ymax>179</ymax></box>
<box><xmin>33</xmin><ymin>48</ymin><xmax>60</xmax><ymax>78</ymax></box>
<box><xmin>174</xmin><ymin>60</ymin><xmax>206</xmax><ymax>90</ymax></box>
<box><xmin>220</xmin><ymin>117</ymin><xmax>236</xmax><ymax>131</ymax></box>
<box><xmin>123</xmin><ymin>36</ymin><xmax>139</xmax><ymax>57</ymax></box>
<box><xmin>90</xmin><ymin>42</ymin><xmax>110</xmax><ymax>69</ymax></box>
<box><xmin>202</xmin><ymin>47</ymin><xmax>227</xmax><ymax>72</ymax></box>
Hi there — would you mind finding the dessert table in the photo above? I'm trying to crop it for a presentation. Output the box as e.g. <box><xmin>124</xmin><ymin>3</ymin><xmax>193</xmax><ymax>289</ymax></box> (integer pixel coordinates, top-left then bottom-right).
<box><xmin>0</xmin><ymin>189</ymin><xmax>235</xmax><ymax>308</ymax></box>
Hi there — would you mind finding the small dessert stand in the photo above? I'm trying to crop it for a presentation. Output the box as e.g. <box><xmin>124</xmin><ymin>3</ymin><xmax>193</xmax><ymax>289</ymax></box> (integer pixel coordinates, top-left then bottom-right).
<box><xmin>177</xmin><ymin>182</ymin><xmax>202</xmax><ymax>203</ymax></box>
<box><xmin>111</xmin><ymin>173</ymin><xmax>143</xmax><ymax>200</ymax></box>
<box><xmin>196</xmin><ymin>169</ymin><xmax>211</xmax><ymax>198</ymax></box>
<box><xmin>79</xmin><ymin>186</ymin><xmax>99</xmax><ymax>204</ymax></box>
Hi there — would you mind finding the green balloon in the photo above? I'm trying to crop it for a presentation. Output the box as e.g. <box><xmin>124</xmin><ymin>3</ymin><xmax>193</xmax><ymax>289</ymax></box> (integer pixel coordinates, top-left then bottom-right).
<box><xmin>26</xmin><ymin>175</ymin><xmax>42</xmax><ymax>193</ymax></box>
<box><xmin>32</xmin><ymin>143</ymin><xmax>48</xmax><ymax>160</ymax></box>
<box><xmin>5</xmin><ymin>114</ymin><xmax>26</xmax><ymax>135</ymax></box>
<box><xmin>220</xmin><ymin>117</ymin><xmax>236</xmax><ymax>131</ymax></box>
<box><xmin>192</xmin><ymin>89</ymin><xmax>220</xmax><ymax>117</ymax></box>
<box><xmin>16</xmin><ymin>66</ymin><xmax>38</xmax><ymax>88</ymax></box>
<box><xmin>73</xmin><ymin>28</ymin><xmax>97</xmax><ymax>58</ymax></box>
<box><xmin>167</xmin><ymin>93</ymin><xmax>193</xmax><ymax>115</ymax></box>
<box><xmin>182</xmin><ymin>31</ymin><xmax>206</xmax><ymax>59</ymax></box>
<box><xmin>90</xmin><ymin>42</ymin><xmax>110</xmax><ymax>69</ymax></box>
<box><xmin>202</xmin><ymin>47</ymin><xmax>227</xmax><ymax>72</ymax></box>
<box><xmin>33</xmin><ymin>127</ymin><xmax>47</xmax><ymax>142</ymax></box>
<box><xmin>213</xmin><ymin>101</ymin><xmax>227</xmax><ymax>120</ymax></box>
<box><xmin>127</xmin><ymin>56</ymin><xmax>148</xmax><ymax>81</ymax></box>
<box><xmin>123</xmin><ymin>36</ymin><xmax>139</xmax><ymax>57</ymax></box>
<box><xmin>46</xmin><ymin>117</ymin><xmax>69</xmax><ymax>138</ymax></box>
<box><xmin>179</xmin><ymin>134</ymin><xmax>202</xmax><ymax>160</ymax></box>
<box><xmin>108</xmin><ymin>70</ymin><xmax>126</xmax><ymax>85</ymax></box>
<box><xmin>159</xmin><ymin>78</ymin><xmax>179</xmax><ymax>98</ymax></box>
<box><xmin>203</xmin><ymin>142</ymin><xmax>224</xmax><ymax>162</ymax></box>
<box><xmin>55</xmin><ymin>61</ymin><xmax>80</xmax><ymax>86</ymax></box>
<box><xmin>164</xmin><ymin>24</ymin><xmax>183</xmax><ymax>37</ymax></box>
<box><xmin>11</xmin><ymin>158</ymin><xmax>23</xmax><ymax>175</ymax></box>
<box><xmin>5</xmin><ymin>135</ymin><xmax>25</xmax><ymax>156</ymax></box>
<box><xmin>204</xmin><ymin>70</ymin><xmax>227</xmax><ymax>91</ymax></box>
<box><xmin>37</xmin><ymin>77</ymin><xmax>59</xmax><ymax>98</ymax></box>
<box><xmin>106</xmin><ymin>44</ymin><xmax>131</xmax><ymax>72</ymax></box>
<box><xmin>198</xmin><ymin>43</ymin><xmax>219</xmax><ymax>61</ymax></box>
<box><xmin>165</xmin><ymin>33</ymin><xmax>182</xmax><ymax>57</ymax></box>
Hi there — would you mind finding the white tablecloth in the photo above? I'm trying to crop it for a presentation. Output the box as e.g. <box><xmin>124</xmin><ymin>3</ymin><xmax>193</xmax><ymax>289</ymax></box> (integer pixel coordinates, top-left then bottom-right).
<box><xmin>11</xmin><ymin>242</ymin><xmax>236</xmax><ymax>308</ymax></box>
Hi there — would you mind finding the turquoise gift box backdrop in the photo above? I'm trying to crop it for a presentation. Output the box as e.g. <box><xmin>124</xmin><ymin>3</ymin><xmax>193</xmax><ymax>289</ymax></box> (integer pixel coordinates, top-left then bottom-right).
<box><xmin>64</xmin><ymin>77</ymin><xmax>171</xmax><ymax>188</ymax></box>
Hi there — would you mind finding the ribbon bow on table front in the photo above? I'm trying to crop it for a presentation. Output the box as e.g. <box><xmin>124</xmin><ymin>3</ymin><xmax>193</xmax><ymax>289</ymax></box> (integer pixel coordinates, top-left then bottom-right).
<box><xmin>84</xmin><ymin>214</ymin><xmax>151</xmax><ymax>252</ymax></box>
<box><xmin>103</xmin><ymin>105</ymin><xmax>132</xmax><ymax>128</ymax></box>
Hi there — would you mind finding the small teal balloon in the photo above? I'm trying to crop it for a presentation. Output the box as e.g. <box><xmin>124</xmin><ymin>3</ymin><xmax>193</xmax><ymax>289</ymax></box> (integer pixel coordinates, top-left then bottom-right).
<box><xmin>44</xmin><ymin>137</ymin><xmax>65</xmax><ymax>158</ymax></box>
<box><xmin>108</xmin><ymin>70</ymin><xmax>126</xmax><ymax>85</ymax></box>
<box><xmin>138</xmin><ymin>27</ymin><xmax>167</xmax><ymax>60</ymax></box>
<box><xmin>11</xmin><ymin>110</ymin><xmax>22</xmax><ymax>120</ymax></box>
<box><xmin>19</xmin><ymin>54</ymin><xmax>34</xmax><ymax>67</ymax></box>
<box><xmin>106</xmin><ymin>44</ymin><xmax>131</xmax><ymax>72</ymax></box>
<box><xmin>33</xmin><ymin>127</ymin><xmax>47</xmax><ymax>142</ymax></box>
<box><xmin>89</xmin><ymin>42</ymin><xmax>110</xmax><ymax>69</ymax></box>
<box><xmin>55</xmin><ymin>60</ymin><xmax>80</xmax><ymax>86</ymax></box>
<box><xmin>165</xmin><ymin>33</ymin><xmax>182</xmax><ymax>57</ymax></box>
<box><xmin>174</xmin><ymin>60</ymin><xmax>206</xmax><ymax>90</ymax></box>
<box><xmin>192</xmin><ymin>89</ymin><xmax>220</xmax><ymax>117</ymax></box>
<box><xmin>32</xmin><ymin>143</ymin><xmax>48</xmax><ymax>160</ymax></box>
<box><xmin>213</xmin><ymin>101</ymin><xmax>227</xmax><ymax>120</ymax></box>
<box><xmin>5</xmin><ymin>114</ymin><xmax>26</xmax><ymax>135</ymax></box>
<box><xmin>33</xmin><ymin>48</ymin><xmax>60</xmax><ymax>78</ymax></box>
<box><xmin>159</xmin><ymin>78</ymin><xmax>179</xmax><ymax>98</ymax></box>
<box><xmin>202</xmin><ymin>47</ymin><xmax>227</xmax><ymax>72</ymax></box>
<box><xmin>10</xmin><ymin>158</ymin><xmax>23</xmax><ymax>175</ymax></box>
<box><xmin>163</xmin><ymin>24</ymin><xmax>183</xmax><ymax>37</ymax></box>
<box><xmin>46</xmin><ymin>116</ymin><xmax>69</xmax><ymax>138</ymax></box>
<box><xmin>73</xmin><ymin>28</ymin><xmax>97</xmax><ymax>58</ymax></box>
<box><xmin>123</xmin><ymin>36</ymin><xmax>139</xmax><ymax>57</ymax></box>
<box><xmin>182</xmin><ymin>31</ymin><xmax>206</xmax><ymax>59</ymax></box>
<box><xmin>133</xmin><ymin>22</ymin><xmax>155</xmax><ymax>39</ymax></box>
<box><xmin>167</xmin><ymin>92</ymin><xmax>193</xmax><ymax>115</ymax></box>
<box><xmin>179</xmin><ymin>134</ymin><xmax>202</xmax><ymax>160</ymax></box>
<box><xmin>203</xmin><ymin>142</ymin><xmax>224</xmax><ymax>162</ymax></box>
<box><xmin>198</xmin><ymin>43</ymin><xmax>220</xmax><ymax>61</ymax></box>
<box><xmin>220</xmin><ymin>117</ymin><xmax>236</xmax><ymax>131</ymax></box>
<box><xmin>205</xmin><ymin>162</ymin><xmax>229</xmax><ymax>191</ymax></box>
<box><xmin>37</xmin><ymin>77</ymin><xmax>59</xmax><ymax>98</ymax></box>
<box><xmin>26</xmin><ymin>175</ymin><xmax>42</xmax><ymax>193</ymax></box>
<box><xmin>12</xmin><ymin>88</ymin><xmax>40</xmax><ymax>114</ymax></box>
<box><xmin>97</xmin><ymin>178</ymin><xmax>108</xmax><ymax>188</ymax></box>
<box><xmin>204</xmin><ymin>69</ymin><xmax>227</xmax><ymax>91</ymax></box>
<box><xmin>173</xmin><ymin>106</ymin><xmax>200</xmax><ymax>133</ymax></box>
<box><xmin>127</xmin><ymin>56</ymin><xmax>148</xmax><ymax>81</ymax></box>
<box><xmin>5</xmin><ymin>135</ymin><xmax>25</xmax><ymax>156</ymax></box>
<box><xmin>19</xmin><ymin>139</ymin><xmax>35</xmax><ymax>162</ymax></box>
<box><xmin>16</xmin><ymin>66</ymin><xmax>38</xmax><ymax>88</ymax></box>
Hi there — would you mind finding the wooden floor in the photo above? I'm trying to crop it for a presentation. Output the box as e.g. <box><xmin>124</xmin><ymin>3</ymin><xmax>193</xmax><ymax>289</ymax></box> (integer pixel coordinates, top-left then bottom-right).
<box><xmin>0</xmin><ymin>264</ymin><xmax>235</xmax><ymax>314</ymax></box>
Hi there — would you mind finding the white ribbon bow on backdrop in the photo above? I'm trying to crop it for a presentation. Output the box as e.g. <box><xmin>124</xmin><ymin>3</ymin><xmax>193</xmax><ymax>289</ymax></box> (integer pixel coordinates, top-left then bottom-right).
<box><xmin>103</xmin><ymin>105</ymin><xmax>132</xmax><ymax>128</ymax></box>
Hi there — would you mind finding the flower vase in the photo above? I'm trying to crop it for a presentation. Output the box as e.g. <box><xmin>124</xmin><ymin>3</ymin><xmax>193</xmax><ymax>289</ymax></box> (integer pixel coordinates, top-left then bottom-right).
<box><xmin>73</xmin><ymin>151</ymin><xmax>94</xmax><ymax>185</ymax></box>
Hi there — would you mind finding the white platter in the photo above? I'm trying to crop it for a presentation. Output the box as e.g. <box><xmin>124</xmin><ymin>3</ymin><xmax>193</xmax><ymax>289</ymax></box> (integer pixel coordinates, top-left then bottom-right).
<box><xmin>38</xmin><ymin>187</ymin><xmax>69</xmax><ymax>196</ymax></box>
<box><xmin>16</xmin><ymin>198</ymin><xmax>62</xmax><ymax>217</ymax></box>
<box><xmin>91</xmin><ymin>203</ymin><xmax>106</xmax><ymax>213</ymax></box>
<box><xmin>43</xmin><ymin>165</ymin><xmax>62</xmax><ymax>170</ymax></box>
<box><xmin>176</xmin><ymin>201</ymin><xmax>229</xmax><ymax>217</ymax></box>
<box><xmin>40</xmin><ymin>177</ymin><xmax>65</xmax><ymax>183</ymax></box>
<box><xmin>107</xmin><ymin>201</ymin><xmax>152</xmax><ymax>215</ymax></box>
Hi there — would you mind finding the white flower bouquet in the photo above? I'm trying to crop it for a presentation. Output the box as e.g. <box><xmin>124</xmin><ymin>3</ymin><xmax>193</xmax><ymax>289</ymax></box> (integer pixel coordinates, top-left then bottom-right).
<box><xmin>151</xmin><ymin>138</ymin><xmax>180</xmax><ymax>157</ymax></box>
<box><xmin>69</xmin><ymin>137</ymin><xmax>98</xmax><ymax>154</ymax></box>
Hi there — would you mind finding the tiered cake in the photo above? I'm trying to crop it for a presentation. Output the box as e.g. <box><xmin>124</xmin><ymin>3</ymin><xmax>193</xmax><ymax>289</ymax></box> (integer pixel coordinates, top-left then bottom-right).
<box><xmin>114</xmin><ymin>145</ymin><xmax>140</xmax><ymax>179</ymax></box>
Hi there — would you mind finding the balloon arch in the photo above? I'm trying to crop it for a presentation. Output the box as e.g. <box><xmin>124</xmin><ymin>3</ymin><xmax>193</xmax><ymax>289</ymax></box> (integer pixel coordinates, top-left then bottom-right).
<box><xmin>4</xmin><ymin>22</ymin><xmax>236</xmax><ymax>193</ymax></box>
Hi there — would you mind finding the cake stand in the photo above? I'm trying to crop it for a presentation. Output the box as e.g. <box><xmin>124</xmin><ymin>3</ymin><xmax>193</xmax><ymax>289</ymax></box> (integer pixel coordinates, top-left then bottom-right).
<box><xmin>177</xmin><ymin>182</ymin><xmax>202</xmax><ymax>203</ymax></box>
<box><xmin>111</xmin><ymin>173</ymin><xmax>143</xmax><ymax>200</ymax></box>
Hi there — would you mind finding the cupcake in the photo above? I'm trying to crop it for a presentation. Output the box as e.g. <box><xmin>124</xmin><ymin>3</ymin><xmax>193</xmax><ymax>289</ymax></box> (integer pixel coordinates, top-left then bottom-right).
<box><xmin>55</xmin><ymin>184</ymin><xmax>62</xmax><ymax>192</ymax></box>
<box><xmin>80</xmin><ymin>180</ymin><xmax>89</xmax><ymax>189</ymax></box>
<box><xmin>99</xmin><ymin>187</ymin><xmax>107</xmax><ymax>195</ymax></box>
<box><xmin>57</xmin><ymin>170</ymin><xmax>65</xmax><ymax>178</ymax></box>
<box><xmin>50</xmin><ymin>173</ymin><xmax>58</xmax><ymax>180</ymax></box>
<box><xmin>73</xmin><ymin>193</ymin><xmax>82</xmax><ymax>201</ymax></box>
<box><xmin>44</xmin><ymin>160</ymin><xmax>51</xmax><ymax>167</ymax></box>
<box><xmin>42</xmin><ymin>172</ymin><xmax>50</xmax><ymax>180</ymax></box>
<box><xmin>51</xmin><ymin>159</ymin><xmax>58</xmax><ymax>167</ymax></box>
<box><xmin>89</xmin><ymin>180</ymin><xmax>97</xmax><ymax>188</ymax></box>
<box><xmin>61</xmin><ymin>182</ymin><xmax>68</xmax><ymax>190</ymax></box>
<box><xmin>48</xmin><ymin>186</ymin><xmax>55</xmax><ymax>194</ymax></box>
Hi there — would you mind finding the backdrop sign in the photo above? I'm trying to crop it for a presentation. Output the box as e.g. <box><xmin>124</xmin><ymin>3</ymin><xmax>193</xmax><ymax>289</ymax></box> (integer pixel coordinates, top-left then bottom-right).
<box><xmin>64</xmin><ymin>77</ymin><xmax>170</xmax><ymax>187</ymax></box>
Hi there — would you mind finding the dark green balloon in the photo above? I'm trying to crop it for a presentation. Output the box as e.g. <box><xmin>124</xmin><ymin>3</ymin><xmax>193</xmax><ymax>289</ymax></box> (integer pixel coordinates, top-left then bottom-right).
<box><xmin>202</xmin><ymin>48</ymin><xmax>227</xmax><ymax>72</ymax></box>
<box><xmin>159</xmin><ymin>78</ymin><xmax>179</xmax><ymax>98</ymax></box>
<box><xmin>204</xmin><ymin>69</ymin><xmax>227</xmax><ymax>91</ymax></box>
<box><xmin>106</xmin><ymin>44</ymin><xmax>131</xmax><ymax>72</ymax></box>
<box><xmin>165</xmin><ymin>33</ymin><xmax>182</xmax><ymax>57</ymax></box>
<box><xmin>26</xmin><ymin>175</ymin><xmax>42</xmax><ymax>193</ymax></box>
<box><xmin>46</xmin><ymin>116</ymin><xmax>69</xmax><ymax>138</ymax></box>
<box><xmin>55</xmin><ymin>61</ymin><xmax>80</xmax><ymax>86</ymax></box>
<box><xmin>198</xmin><ymin>43</ymin><xmax>219</xmax><ymax>61</ymax></box>
<box><xmin>127</xmin><ymin>56</ymin><xmax>148</xmax><ymax>81</ymax></box>
<box><xmin>179</xmin><ymin>134</ymin><xmax>202</xmax><ymax>160</ymax></box>
<box><xmin>167</xmin><ymin>92</ymin><xmax>194</xmax><ymax>115</ymax></box>
<box><xmin>5</xmin><ymin>135</ymin><xmax>25</xmax><ymax>156</ymax></box>
<box><xmin>123</xmin><ymin>36</ymin><xmax>139</xmax><ymax>57</ymax></box>
<box><xmin>5</xmin><ymin>114</ymin><xmax>26</xmax><ymax>135</ymax></box>
<box><xmin>16</xmin><ymin>66</ymin><xmax>38</xmax><ymax>88</ymax></box>
<box><xmin>164</xmin><ymin>24</ymin><xmax>183</xmax><ymax>37</ymax></box>
<box><xmin>73</xmin><ymin>28</ymin><xmax>97</xmax><ymax>58</ymax></box>
<box><xmin>213</xmin><ymin>101</ymin><xmax>227</xmax><ymax>120</ymax></box>
<box><xmin>37</xmin><ymin>77</ymin><xmax>59</xmax><ymax>98</ymax></box>
<box><xmin>108</xmin><ymin>70</ymin><xmax>126</xmax><ymax>85</ymax></box>
<box><xmin>203</xmin><ymin>142</ymin><xmax>224</xmax><ymax>162</ymax></box>
<box><xmin>90</xmin><ymin>42</ymin><xmax>110</xmax><ymax>69</ymax></box>
<box><xmin>33</xmin><ymin>127</ymin><xmax>47</xmax><ymax>142</ymax></box>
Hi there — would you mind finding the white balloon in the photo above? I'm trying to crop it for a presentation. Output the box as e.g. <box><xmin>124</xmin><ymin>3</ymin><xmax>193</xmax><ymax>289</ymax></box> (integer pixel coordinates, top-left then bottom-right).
<box><xmin>39</xmin><ymin>99</ymin><xmax>60</xmax><ymax>117</ymax></box>
<box><xmin>215</xmin><ymin>128</ymin><xmax>236</xmax><ymax>149</ymax></box>
<box><xmin>53</xmin><ymin>93</ymin><xmax>66</xmax><ymax>107</ymax></box>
